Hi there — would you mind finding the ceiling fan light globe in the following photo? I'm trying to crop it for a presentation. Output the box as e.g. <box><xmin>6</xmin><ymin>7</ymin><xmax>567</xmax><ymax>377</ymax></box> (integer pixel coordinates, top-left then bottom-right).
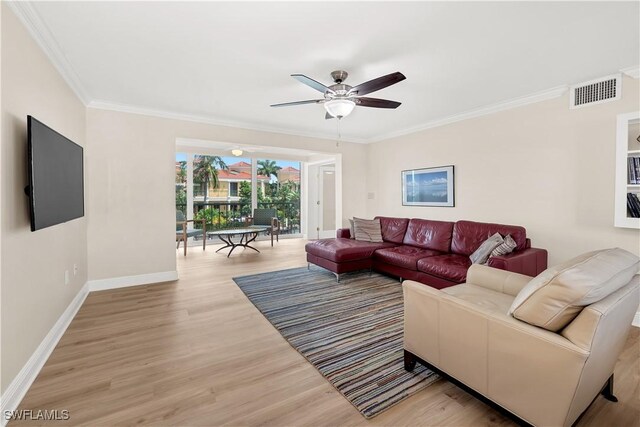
<box><xmin>324</xmin><ymin>99</ymin><xmax>356</xmax><ymax>119</ymax></box>
<box><xmin>231</xmin><ymin>149</ymin><xmax>243</xmax><ymax>156</ymax></box>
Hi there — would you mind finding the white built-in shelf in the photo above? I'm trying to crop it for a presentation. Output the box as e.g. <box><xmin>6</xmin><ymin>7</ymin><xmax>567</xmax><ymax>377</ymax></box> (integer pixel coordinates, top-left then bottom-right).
<box><xmin>615</xmin><ymin>112</ymin><xmax>640</xmax><ymax>229</ymax></box>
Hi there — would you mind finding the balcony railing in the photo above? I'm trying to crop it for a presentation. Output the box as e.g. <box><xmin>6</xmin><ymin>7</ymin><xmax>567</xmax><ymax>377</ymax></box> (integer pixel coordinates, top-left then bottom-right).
<box><xmin>176</xmin><ymin>201</ymin><xmax>300</xmax><ymax>234</ymax></box>
<box><xmin>257</xmin><ymin>202</ymin><xmax>300</xmax><ymax>234</ymax></box>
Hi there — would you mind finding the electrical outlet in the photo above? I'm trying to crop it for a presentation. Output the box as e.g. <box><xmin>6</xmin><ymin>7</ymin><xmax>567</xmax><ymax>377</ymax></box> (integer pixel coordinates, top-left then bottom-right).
<box><xmin>73</xmin><ymin>264</ymin><xmax>78</xmax><ymax>276</ymax></box>
<box><xmin>64</xmin><ymin>270</ymin><xmax>70</xmax><ymax>285</ymax></box>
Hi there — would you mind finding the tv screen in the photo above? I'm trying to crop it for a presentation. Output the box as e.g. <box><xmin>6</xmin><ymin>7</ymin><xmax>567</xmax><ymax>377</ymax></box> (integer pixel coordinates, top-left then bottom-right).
<box><xmin>27</xmin><ymin>116</ymin><xmax>84</xmax><ymax>231</ymax></box>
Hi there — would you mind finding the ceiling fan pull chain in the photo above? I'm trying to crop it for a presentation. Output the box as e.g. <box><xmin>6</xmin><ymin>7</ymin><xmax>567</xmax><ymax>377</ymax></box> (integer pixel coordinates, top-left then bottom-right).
<box><xmin>336</xmin><ymin>119</ymin><xmax>341</xmax><ymax>148</ymax></box>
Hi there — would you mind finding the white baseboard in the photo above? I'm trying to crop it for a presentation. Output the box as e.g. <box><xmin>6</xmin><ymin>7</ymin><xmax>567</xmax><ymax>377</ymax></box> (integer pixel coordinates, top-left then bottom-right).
<box><xmin>1</xmin><ymin>270</ymin><xmax>179</xmax><ymax>425</ymax></box>
<box><xmin>87</xmin><ymin>270</ymin><xmax>178</xmax><ymax>292</ymax></box>
<box><xmin>633</xmin><ymin>311</ymin><xmax>640</xmax><ymax>328</ymax></box>
<box><xmin>1</xmin><ymin>283</ymin><xmax>89</xmax><ymax>426</ymax></box>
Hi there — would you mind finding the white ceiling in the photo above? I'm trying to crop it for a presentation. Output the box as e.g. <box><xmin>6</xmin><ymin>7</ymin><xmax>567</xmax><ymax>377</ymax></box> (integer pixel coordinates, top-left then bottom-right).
<box><xmin>23</xmin><ymin>1</ymin><xmax>640</xmax><ymax>142</ymax></box>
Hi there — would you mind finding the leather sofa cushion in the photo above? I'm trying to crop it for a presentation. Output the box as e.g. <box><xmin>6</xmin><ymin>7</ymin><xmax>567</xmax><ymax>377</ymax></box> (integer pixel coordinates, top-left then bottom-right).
<box><xmin>417</xmin><ymin>254</ymin><xmax>472</xmax><ymax>283</ymax></box>
<box><xmin>305</xmin><ymin>239</ymin><xmax>396</xmax><ymax>263</ymax></box>
<box><xmin>510</xmin><ymin>248</ymin><xmax>640</xmax><ymax>331</ymax></box>
<box><xmin>375</xmin><ymin>216</ymin><xmax>410</xmax><ymax>244</ymax></box>
<box><xmin>402</xmin><ymin>218</ymin><xmax>454</xmax><ymax>252</ymax></box>
<box><xmin>336</xmin><ymin>228</ymin><xmax>351</xmax><ymax>239</ymax></box>
<box><xmin>451</xmin><ymin>220</ymin><xmax>527</xmax><ymax>256</ymax></box>
<box><xmin>374</xmin><ymin>246</ymin><xmax>442</xmax><ymax>271</ymax></box>
<box><xmin>442</xmin><ymin>283</ymin><xmax>515</xmax><ymax>315</ymax></box>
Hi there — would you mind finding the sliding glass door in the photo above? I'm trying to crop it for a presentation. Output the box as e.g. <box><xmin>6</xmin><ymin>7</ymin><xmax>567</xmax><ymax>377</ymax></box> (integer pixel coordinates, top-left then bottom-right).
<box><xmin>176</xmin><ymin>153</ymin><xmax>255</xmax><ymax>244</ymax></box>
<box><xmin>176</xmin><ymin>153</ymin><xmax>303</xmax><ymax>245</ymax></box>
<box><xmin>257</xmin><ymin>159</ymin><xmax>301</xmax><ymax>235</ymax></box>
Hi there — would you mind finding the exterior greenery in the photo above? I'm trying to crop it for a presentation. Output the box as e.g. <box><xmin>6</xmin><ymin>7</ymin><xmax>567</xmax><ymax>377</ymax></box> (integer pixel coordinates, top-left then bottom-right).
<box><xmin>176</xmin><ymin>187</ymin><xmax>186</xmax><ymax>210</ymax></box>
<box><xmin>176</xmin><ymin>161</ymin><xmax>186</xmax><ymax>184</ymax></box>
<box><xmin>239</xmin><ymin>181</ymin><xmax>254</xmax><ymax>216</ymax></box>
<box><xmin>194</xmin><ymin>207</ymin><xmax>227</xmax><ymax>229</ymax></box>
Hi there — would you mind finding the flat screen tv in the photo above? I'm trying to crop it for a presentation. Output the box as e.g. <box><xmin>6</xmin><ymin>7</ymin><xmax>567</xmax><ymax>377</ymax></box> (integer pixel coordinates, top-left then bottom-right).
<box><xmin>27</xmin><ymin>116</ymin><xmax>84</xmax><ymax>231</ymax></box>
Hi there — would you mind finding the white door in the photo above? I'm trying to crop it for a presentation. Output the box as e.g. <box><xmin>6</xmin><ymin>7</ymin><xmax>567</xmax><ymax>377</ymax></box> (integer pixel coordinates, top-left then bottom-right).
<box><xmin>317</xmin><ymin>164</ymin><xmax>336</xmax><ymax>239</ymax></box>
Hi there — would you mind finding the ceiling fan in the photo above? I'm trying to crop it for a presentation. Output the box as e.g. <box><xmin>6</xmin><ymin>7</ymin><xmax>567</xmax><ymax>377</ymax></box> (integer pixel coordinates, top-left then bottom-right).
<box><xmin>270</xmin><ymin>70</ymin><xmax>406</xmax><ymax>119</ymax></box>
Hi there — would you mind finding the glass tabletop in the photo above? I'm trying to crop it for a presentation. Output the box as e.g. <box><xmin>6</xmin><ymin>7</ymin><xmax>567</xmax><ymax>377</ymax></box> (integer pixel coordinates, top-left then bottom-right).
<box><xmin>207</xmin><ymin>227</ymin><xmax>269</xmax><ymax>236</ymax></box>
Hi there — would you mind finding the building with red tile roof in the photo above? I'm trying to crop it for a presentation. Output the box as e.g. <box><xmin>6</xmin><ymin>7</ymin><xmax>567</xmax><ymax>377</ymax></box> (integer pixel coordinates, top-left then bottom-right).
<box><xmin>277</xmin><ymin>166</ymin><xmax>300</xmax><ymax>183</ymax></box>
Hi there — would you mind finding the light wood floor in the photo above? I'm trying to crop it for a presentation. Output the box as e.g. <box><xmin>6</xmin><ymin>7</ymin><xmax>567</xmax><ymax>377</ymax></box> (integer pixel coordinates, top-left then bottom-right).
<box><xmin>13</xmin><ymin>239</ymin><xmax>640</xmax><ymax>426</ymax></box>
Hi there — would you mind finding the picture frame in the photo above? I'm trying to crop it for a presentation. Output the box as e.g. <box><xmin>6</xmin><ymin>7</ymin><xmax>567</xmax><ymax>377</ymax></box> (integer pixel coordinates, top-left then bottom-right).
<box><xmin>401</xmin><ymin>165</ymin><xmax>455</xmax><ymax>207</ymax></box>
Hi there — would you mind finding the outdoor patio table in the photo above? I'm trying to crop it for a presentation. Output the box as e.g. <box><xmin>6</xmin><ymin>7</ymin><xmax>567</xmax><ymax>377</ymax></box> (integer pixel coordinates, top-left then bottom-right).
<box><xmin>207</xmin><ymin>227</ymin><xmax>269</xmax><ymax>257</ymax></box>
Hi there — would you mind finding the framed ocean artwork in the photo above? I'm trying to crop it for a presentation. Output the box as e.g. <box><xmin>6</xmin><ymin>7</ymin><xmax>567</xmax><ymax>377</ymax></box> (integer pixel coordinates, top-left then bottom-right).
<box><xmin>401</xmin><ymin>165</ymin><xmax>455</xmax><ymax>207</ymax></box>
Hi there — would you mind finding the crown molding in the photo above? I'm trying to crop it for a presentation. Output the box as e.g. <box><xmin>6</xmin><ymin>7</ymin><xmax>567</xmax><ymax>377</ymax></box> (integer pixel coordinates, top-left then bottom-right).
<box><xmin>88</xmin><ymin>85</ymin><xmax>569</xmax><ymax>146</ymax></box>
<box><xmin>7</xmin><ymin>0</ymin><xmax>629</xmax><ymax>144</ymax></box>
<box><xmin>87</xmin><ymin>100</ymin><xmax>368</xmax><ymax>144</ymax></box>
<box><xmin>367</xmin><ymin>85</ymin><xmax>569</xmax><ymax>143</ymax></box>
<box><xmin>6</xmin><ymin>1</ymin><xmax>90</xmax><ymax>105</ymax></box>
<box><xmin>621</xmin><ymin>65</ymin><xmax>640</xmax><ymax>79</ymax></box>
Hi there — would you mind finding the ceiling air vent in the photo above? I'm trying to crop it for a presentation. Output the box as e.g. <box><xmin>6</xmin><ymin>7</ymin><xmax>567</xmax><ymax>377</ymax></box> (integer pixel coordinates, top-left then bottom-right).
<box><xmin>570</xmin><ymin>74</ymin><xmax>621</xmax><ymax>109</ymax></box>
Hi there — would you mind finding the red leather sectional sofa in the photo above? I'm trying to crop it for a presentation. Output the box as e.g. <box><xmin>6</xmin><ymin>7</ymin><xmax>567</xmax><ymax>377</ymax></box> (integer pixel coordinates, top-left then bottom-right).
<box><xmin>305</xmin><ymin>216</ymin><xmax>548</xmax><ymax>288</ymax></box>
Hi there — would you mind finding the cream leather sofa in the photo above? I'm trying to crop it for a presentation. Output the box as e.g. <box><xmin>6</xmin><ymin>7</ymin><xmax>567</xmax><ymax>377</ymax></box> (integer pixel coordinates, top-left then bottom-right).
<box><xmin>403</xmin><ymin>249</ymin><xmax>639</xmax><ymax>427</ymax></box>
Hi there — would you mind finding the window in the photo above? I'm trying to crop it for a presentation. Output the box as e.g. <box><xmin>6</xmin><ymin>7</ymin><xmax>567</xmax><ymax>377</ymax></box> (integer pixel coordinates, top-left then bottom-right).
<box><xmin>229</xmin><ymin>182</ymin><xmax>239</xmax><ymax>197</ymax></box>
<box><xmin>257</xmin><ymin>159</ymin><xmax>301</xmax><ymax>235</ymax></box>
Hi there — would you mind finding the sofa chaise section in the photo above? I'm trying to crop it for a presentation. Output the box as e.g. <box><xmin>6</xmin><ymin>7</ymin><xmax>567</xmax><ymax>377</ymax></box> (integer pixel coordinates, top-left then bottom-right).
<box><xmin>305</xmin><ymin>238</ymin><xmax>396</xmax><ymax>282</ymax></box>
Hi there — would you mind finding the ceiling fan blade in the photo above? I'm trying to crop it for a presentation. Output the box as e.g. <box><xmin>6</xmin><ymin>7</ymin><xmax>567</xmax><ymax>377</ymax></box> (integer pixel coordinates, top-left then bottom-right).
<box><xmin>354</xmin><ymin>97</ymin><xmax>401</xmax><ymax>109</ymax></box>
<box><xmin>325</xmin><ymin>112</ymin><xmax>334</xmax><ymax>120</ymax></box>
<box><xmin>270</xmin><ymin>99</ymin><xmax>324</xmax><ymax>107</ymax></box>
<box><xmin>291</xmin><ymin>74</ymin><xmax>335</xmax><ymax>94</ymax></box>
<box><xmin>348</xmin><ymin>72</ymin><xmax>406</xmax><ymax>96</ymax></box>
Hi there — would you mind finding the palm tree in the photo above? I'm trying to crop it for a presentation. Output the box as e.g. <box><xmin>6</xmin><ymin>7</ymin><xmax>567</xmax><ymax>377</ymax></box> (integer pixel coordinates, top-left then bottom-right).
<box><xmin>194</xmin><ymin>156</ymin><xmax>228</xmax><ymax>203</ymax></box>
<box><xmin>258</xmin><ymin>160</ymin><xmax>281</xmax><ymax>197</ymax></box>
<box><xmin>257</xmin><ymin>159</ymin><xmax>281</xmax><ymax>181</ymax></box>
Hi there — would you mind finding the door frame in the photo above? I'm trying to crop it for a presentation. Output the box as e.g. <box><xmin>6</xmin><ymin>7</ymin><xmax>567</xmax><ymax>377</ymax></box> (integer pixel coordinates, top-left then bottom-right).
<box><xmin>303</xmin><ymin>155</ymin><xmax>342</xmax><ymax>239</ymax></box>
<box><xmin>317</xmin><ymin>164</ymin><xmax>336</xmax><ymax>238</ymax></box>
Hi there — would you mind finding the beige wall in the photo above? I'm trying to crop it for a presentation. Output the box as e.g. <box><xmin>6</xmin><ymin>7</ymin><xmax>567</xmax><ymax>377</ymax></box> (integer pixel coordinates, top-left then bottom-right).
<box><xmin>1</xmin><ymin>5</ymin><xmax>87</xmax><ymax>393</ymax></box>
<box><xmin>2</xmin><ymin>0</ymin><xmax>637</xmax><ymax>397</ymax></box>
<box><xmin>366</xmin><ymin>77</ymin><xmax>640</xmax><ymax>265</ymax></box>
<box><xmin>86</xmin><ymin>108</ymin><xmax>368</xmax><ymax>281</ymax></box>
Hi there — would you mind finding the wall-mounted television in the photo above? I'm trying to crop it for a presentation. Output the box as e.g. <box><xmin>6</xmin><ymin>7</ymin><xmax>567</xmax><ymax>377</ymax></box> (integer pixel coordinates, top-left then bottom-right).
<box><xmin>26</xmin><ymin>116</ymin><xmax>84</xmax><ymax>231</ymax></box>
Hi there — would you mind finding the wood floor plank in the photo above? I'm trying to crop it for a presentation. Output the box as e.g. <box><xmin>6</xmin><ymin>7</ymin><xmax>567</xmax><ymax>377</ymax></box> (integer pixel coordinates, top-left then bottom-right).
<box><xmin>10</xmin><ymin>239</ymin><xmax>640</xmax><ymax>426</ymax></box>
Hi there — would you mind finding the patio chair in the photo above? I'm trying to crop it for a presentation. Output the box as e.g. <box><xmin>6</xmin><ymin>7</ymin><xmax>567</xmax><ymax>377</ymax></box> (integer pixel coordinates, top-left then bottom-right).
<box><xmin>176</xmin><ymin>211</ymin><xmax>206</xmax><ymax>256</ymax></box>
<box><xmin>246</xmin><ymin>208</ymin><xmax>280</xmax><ymax>246</ymax></box>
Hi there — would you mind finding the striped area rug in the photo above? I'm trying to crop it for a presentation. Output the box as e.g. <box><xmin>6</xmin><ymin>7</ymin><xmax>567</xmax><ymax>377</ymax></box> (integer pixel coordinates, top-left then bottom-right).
<box><xmin>233</xmin><ymin>267</ymin><xmax>439</xmax><ymax>418</ymax></box>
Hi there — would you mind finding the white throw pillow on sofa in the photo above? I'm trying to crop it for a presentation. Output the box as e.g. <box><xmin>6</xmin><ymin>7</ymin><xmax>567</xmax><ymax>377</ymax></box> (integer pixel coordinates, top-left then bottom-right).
<box><xmin>353</xmin><ymin>217</ymin><xmax>384</xmax><ymax>243</ymax></box>
<box><xmin>469</xmin><ymin>232</ymin><xmax>504</xmax><ymax>264</ymax></box>
<box><xmin>348</xmin><ymin>218</ymin><xmax>356</xmax><ymax>239</ymax></box>
<box><xmin>509</xmin><ymin>248</ymin><xmax>640</xmax><ymax>332</ymax></box>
